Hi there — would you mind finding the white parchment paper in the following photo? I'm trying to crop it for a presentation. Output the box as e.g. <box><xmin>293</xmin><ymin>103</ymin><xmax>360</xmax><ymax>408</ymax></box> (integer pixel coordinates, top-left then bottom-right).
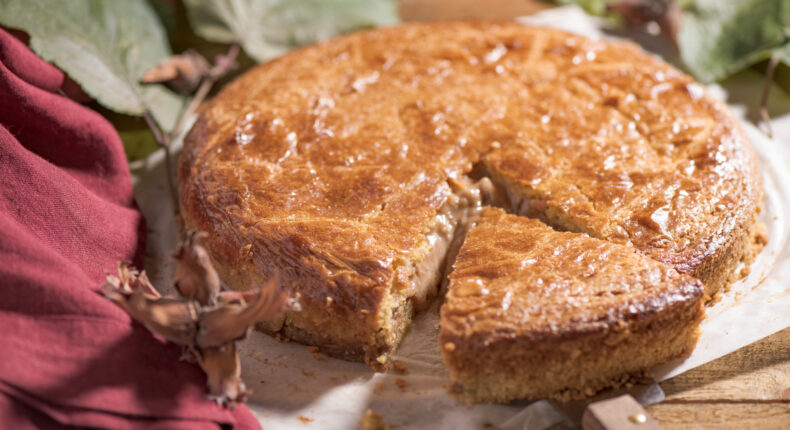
<box><xmin>131</xmin><ymin>6</ymin><xmax>790</xmax><ymax>429</ymax></box>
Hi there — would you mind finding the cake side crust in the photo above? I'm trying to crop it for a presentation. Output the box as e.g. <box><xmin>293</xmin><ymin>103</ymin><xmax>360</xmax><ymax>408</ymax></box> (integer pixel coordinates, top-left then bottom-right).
<box><xmin>441</xmin><ymin>285</ymin><xmax>704</xmax><ymax>403</ymax></box>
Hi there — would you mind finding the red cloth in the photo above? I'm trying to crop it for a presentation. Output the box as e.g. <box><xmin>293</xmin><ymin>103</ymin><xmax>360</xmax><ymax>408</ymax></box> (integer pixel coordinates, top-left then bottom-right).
<box><xmin>0</xmin><ymin>29</ymin><xmax>261</xmax><ymax>430</ymax></box>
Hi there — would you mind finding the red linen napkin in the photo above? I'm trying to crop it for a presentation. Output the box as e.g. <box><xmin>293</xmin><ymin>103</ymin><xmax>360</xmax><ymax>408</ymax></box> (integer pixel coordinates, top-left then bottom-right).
<box><xmin>0</xmin><ymin>28</ymin><xmax>261</xmax><ymax>430</ymax></box>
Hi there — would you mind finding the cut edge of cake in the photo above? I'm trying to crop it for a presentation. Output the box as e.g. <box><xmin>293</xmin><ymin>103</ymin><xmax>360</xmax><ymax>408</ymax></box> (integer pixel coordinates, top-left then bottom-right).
<box><xmin>179</xmin><ymin>167</ymin><xmax>493</xmax><ymax>368</ymax></box>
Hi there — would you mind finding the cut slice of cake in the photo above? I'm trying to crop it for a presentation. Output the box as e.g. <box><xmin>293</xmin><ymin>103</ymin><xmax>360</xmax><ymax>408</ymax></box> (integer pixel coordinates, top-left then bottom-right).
<box><xmin>440</xmin><ymin>207</ymin><xmax>705</xmax><ymax>403</ymax></box>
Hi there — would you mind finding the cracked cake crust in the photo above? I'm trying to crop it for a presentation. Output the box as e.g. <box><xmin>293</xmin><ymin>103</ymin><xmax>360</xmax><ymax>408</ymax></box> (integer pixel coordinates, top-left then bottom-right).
<box><xmin>179</xmin><ymin>22</ymin><xmax>762</xmax><ymax>375</ymax></box>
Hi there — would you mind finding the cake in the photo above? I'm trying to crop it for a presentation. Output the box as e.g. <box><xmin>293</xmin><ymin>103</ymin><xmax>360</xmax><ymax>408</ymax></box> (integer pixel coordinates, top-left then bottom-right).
<box><xmin>440</xmin><ymin>207</ymin><xmax>705</xmax><ymax>402</ymax></box>
<box><xmin>178</xmin><ymin>22</ymin><xmax>761</xmax><ymax>378</ymax></box>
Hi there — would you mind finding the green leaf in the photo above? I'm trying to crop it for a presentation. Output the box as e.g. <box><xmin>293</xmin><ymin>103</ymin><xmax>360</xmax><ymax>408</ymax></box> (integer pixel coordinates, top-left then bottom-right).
<box><xmin>120</xmin><ymin>128</ymin><xmax>160</xmax><ymax>162</ymax></box>
<box><xmin>182</xmin><ymin>0</ymin><xmax>399</xmax><ymax>63</ymax></box>
<box><xmin>0</xmin><ymin>0</ymin><xmax>184</xmax><ymax>131</ymax></box>
<box><xmin>774</xmin><ymin>38</ymin><xmax>790</xmax><ymax>65</ymax></box>
<box><xmin>555</xmin><ymin>0</ymin><xmax>617</xmax><ymax>16</ymax></box>
<box><xmin>679</xmin><ymin>0</ymin><xmax>790</xmax><ymax>83</ymax></box>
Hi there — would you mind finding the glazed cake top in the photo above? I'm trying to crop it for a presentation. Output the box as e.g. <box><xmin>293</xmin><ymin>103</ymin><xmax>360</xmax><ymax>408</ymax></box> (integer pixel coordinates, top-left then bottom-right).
<box><xmin>442</xmin><ymin>207</ymin><xmax>704</xmax><ymax>344</ymax></box>
<box><xmin>179</xmin><ymin>22</ymin><xmax>760</xmax><ymax>309</ymax></box>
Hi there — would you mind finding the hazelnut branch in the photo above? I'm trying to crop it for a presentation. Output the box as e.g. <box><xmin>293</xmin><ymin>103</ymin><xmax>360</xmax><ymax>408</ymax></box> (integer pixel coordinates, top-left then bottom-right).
<box><xmin>102</xmin><ymin>231</ymin><xmax>288</xmax><ymax>407</ymax></box>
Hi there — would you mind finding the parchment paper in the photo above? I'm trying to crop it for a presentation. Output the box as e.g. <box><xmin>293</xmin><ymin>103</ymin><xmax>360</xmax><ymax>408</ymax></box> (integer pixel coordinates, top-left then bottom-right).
<box><xmin>131</xmin><ymin>6</ymin><xmax>790</xmax><ymax>429</ymax></box>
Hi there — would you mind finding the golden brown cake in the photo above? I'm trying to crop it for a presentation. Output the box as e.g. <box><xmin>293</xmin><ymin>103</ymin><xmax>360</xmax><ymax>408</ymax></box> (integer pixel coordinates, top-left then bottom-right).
<box><xmin>178</xmin><ymin>22</ymin><xmax>761</xmax><ymax>371</ymax></box>
<box><xmin>440</xmin><ymin>207</ymin><xmax>705</xmax><ymax>403</ymax></box>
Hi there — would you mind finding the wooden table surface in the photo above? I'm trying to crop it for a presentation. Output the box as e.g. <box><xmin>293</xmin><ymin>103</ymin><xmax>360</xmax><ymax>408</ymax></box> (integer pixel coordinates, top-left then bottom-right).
<box><xmin>400</xmin><ymin>1</ymin><xmax>790</xmax><ymax>428</ymax></box>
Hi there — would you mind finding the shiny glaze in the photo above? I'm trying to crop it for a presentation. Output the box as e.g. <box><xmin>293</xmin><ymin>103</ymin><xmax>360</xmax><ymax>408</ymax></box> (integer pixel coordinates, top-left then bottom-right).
<box><xmin>442</xmin><ymin>207</ymin><xmax>704</xmax><ymax>342</ymax></box>
<box><xmin>179</xmin><ymin>22</ymin><xmax>760</xmax><ymax>315</ymax></box>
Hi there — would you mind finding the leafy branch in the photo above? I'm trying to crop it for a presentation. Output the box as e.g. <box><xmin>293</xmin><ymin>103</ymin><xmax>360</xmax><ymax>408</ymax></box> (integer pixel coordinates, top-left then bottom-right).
<box><xmin>0</xmin><ymin>0</ymin><xmax>184</xmax><ymax>131</ymax></box>
<box><xmin>182</xmin><ymin>0</ymin><xmax>398</xmax><ymax>63</ymax></box>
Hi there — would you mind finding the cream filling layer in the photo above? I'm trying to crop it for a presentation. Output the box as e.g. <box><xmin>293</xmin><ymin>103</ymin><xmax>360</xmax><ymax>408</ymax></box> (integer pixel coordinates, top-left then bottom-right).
<box><xmin>408</xmin><ymin>177</ymin><xmax>503</xmax><ymax>308</ymax></box>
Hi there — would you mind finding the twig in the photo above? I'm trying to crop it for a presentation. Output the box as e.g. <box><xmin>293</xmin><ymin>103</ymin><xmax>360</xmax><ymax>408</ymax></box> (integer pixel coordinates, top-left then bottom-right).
<box><xmin>142</xmin><ymin>44</ymin><xmax>241</xmax><ymax>222</ymax></box>
<box><xmin>172</xmin><ymin>44</ymin><xmax>241</xmax><ymax>139</ymax></box>
<box><xmin>759</xmin><ymin>55</ymin><xmax>779</xmax><ymax>138</ymax></box>
<box><xmin>144</xmin><ymin>111</ymin><xmax>179</xmax><ymax>214</ymax></box>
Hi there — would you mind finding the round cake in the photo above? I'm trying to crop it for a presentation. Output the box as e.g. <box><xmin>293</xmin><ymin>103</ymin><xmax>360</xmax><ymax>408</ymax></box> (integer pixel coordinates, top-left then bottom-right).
<box><xmin>179</xmin><ymin>22</ymin><xmax>761</xmax><ymax>374</ymax></box>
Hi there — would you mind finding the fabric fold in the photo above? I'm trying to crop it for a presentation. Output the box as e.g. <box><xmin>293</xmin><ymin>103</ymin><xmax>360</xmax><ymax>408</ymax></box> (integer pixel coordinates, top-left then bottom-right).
<box><xmin>0</xmin><ymin>28</ymin><xmax>260</xmax><ymax>430</ymax></box>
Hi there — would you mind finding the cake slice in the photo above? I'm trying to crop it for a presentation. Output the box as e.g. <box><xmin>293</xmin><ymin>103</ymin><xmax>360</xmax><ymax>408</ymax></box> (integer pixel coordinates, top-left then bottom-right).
<box><xmin>440</xmin><ymin>207</ymin><xmax>705</xmax><ymax>403</ymax></box>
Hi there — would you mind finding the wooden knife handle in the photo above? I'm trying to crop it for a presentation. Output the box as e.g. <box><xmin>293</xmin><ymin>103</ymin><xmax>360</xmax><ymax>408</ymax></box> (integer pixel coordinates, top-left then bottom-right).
<box><xmin>582</xmin><ymin>394</ymin><xmax>662</xmax><ymax>430</ymax></box>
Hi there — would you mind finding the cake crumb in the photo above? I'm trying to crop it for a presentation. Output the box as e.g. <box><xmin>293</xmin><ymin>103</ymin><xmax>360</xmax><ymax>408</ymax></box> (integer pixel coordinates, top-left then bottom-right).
<box><xmin>307</xmin><ymin>346</ymin><xmax>323</xmax><ymax>360</ymax></box>
<box><xmin>395</xmin><ymin>378</ymin><xmax>407</xmax><ymax>390</ymax></box>
<box><xmin>392</xmin><ymin>360</ymin><xmax>408</xmax><ymax>374</ymax></box>
<box><xmin>360</xmin><ymin>409</ymin><xmax>391</xmax><ymax>430</ymax></box>
<box><xmin>443</xmin><ymin>342</ymin><xmax>456</xmax><ymax>352</ymax></box>
<box><xmin>755</xmin><ymin>226</ymin><xmax>768</xmax><ymax>246</ymax></box>
<box><xmin>298</xmin><ymin>415</ymin><xmax>313</xmax><ymax>424</ymax></box>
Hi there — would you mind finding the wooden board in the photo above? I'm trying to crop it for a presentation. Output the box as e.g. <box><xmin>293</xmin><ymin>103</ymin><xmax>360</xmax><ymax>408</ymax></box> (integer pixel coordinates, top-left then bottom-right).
<box><xmin>646</xmin><ymin>326</ymin><xmax>790</xmax><ymax>429</ymax></box>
